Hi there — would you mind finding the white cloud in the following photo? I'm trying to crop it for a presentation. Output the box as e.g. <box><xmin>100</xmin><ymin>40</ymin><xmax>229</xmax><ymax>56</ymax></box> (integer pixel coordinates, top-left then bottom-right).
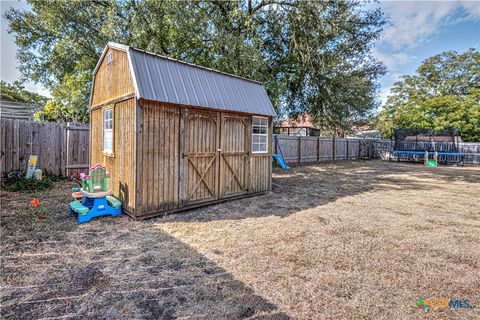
<box><xmin>372</xmin><ymin>1</ymin><xmax>480</xmax><ymax>106</ymax></box>
<box><xmin>379</xmin><ymin>86</ymin><xmax>392</xmax><ymax>105</ymax></box>
<box><xmin>458</xmin><ymin>1</ymin><xmax>480</xmax><ymax>20</ymax></box>
<box><xmin>372</xmin><ymin>0</ymin><xmax>479</xmax><ymax>93</ymax></box>
<box><xmin>372</xmin><ymin>48</ymin><xmax>416</xmax><ymax>71</ymax></box>
<box><xmin>389</xmin><ymin>72</ymin><xmax>403</xmax><ymax>82</ymax></box>
<box><xmin>378</xmin><ymin>72</ymin><xmax>403</xmax><ymax>104</ymax></box>
<box><xmin>379</xmin><ymin>1</ymin><xmax>480</xmax><ymax>49</ymax></box>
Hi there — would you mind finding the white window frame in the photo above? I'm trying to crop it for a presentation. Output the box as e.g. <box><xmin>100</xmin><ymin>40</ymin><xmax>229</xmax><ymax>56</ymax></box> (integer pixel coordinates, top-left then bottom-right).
<box><xmin>252</xmin><ymin>116</ymin><xmax>269</xmax><ymax>154</ymax></box>
<box><xmin>106</xmin><ymin>52</ymin><xmax>113</xmax><ymax>64</ymax></box>
<box><xmin>103</xmin><ymin>108</ymin><xmax>114</xmax><ymax>155</ymax></box>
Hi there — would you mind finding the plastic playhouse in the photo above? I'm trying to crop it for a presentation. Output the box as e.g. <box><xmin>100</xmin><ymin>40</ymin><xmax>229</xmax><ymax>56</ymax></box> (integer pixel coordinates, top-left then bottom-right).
<box><xmin>69</xmin><ymin>163</ymin><xmax>122</xmax><ymax>223</ymax></box>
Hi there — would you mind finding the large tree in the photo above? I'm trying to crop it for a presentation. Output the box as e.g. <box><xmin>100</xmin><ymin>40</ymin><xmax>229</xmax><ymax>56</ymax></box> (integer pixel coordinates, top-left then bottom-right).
<box><xmin>5</xmin><ymin>0</ymin><xmax>386</xmax><ymax>131</ymax></box>
<box><xmin>377</xmin><ymin>49</ymin><xmax>480</xmax><ymax>142</ymax></box>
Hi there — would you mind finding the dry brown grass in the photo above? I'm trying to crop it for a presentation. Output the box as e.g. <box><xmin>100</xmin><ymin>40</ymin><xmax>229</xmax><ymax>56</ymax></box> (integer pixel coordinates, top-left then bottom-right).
<box><xmin>1</xmin><ymin>160</ymin><xmax>479</xmax><ymax>319</ymax></box>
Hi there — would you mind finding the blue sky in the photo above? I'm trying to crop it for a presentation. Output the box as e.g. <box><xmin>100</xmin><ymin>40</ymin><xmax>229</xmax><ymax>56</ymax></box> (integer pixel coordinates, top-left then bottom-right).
<box><xmin>1</xmin><ymin>1</ymin><xmax>479</xmax><ymax>104</ymax></box>
<box><xmin>372</xmin><ymin>1</ymin><xmax>480</xmax><ymax>104</ymax></box>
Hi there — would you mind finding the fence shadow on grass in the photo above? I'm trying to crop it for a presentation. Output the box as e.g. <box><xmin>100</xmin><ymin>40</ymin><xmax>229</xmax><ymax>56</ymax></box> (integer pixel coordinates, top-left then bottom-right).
<box><xmin>154</xmin><ymin>160</ymin><xmax>479</xmax><ymax>224</ymax></box>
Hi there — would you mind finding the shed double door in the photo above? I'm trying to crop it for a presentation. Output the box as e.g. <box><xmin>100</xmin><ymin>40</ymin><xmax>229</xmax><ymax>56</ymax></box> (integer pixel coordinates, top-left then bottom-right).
<box><xmin>181</xmin><ymin>110</ymin><xmax>249</xmax><ymax>206</ymax></box>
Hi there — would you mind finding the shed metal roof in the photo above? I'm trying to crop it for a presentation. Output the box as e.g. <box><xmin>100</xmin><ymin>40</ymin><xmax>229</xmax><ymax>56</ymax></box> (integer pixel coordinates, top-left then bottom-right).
<box><xmin>93</xmin><ymin>42</ymin><xmax>276</xmax><ymax>117</ymax></box>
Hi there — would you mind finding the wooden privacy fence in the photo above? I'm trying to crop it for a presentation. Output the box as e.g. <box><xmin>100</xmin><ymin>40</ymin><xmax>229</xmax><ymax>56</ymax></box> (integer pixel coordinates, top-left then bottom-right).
<box><xmin>2</xmin><ymin>120</ymin><xmax>479</xmax><ymax>177</ymax></box>
<box><xmin>373</xmin><ymin>140</ymin><xmax>393</xmax><ymax>160</ymax></box>
<box><xmin>275</xmin><ymin>135</ymin><xmax>480</xmax><ymax>165</ymax></box>
<box><xmin>273</xmin><ymin>135</ymin><xmax>376</xmax><ymax>163</ymax></box>
<box><xmin>1</xmin><ymin>119</ymin><xmax>89</xmax><ymax>176</ymax></box>
<box><xmin>458</xmin><ymin>143</ymin><xmax>480</xmax><ymax>164</ymax></box>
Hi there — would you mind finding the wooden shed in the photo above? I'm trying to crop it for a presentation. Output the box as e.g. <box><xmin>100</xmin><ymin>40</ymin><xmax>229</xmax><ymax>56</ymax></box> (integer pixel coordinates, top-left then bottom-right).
<box><xmin>89</xmin><ymin>42</ymin><xmax>276</xmax><ymax>219</ymax></box>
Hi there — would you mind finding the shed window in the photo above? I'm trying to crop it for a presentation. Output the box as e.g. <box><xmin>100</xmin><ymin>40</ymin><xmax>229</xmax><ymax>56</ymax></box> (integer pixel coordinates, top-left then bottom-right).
<box><xmin>103</xmin><ymin>109</ymin><xmax>113</xmax><ymax>154</ymax></box>
<box><xmin>252</xmin><ymin>117</ymin><xmax>268</xmax><ymax>153</ymax></box>
<box><xmin>106</xmin><ymin>52</ymin><xmax>113</xmax><ymax>64</ymax></box>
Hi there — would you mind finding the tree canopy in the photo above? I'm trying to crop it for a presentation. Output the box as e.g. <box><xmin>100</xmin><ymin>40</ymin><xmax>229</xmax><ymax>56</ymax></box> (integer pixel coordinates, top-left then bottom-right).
<box><xmin>0</xmin><ymin>80</ymin><xmax>49</xmax><ymax>106</ymax></box>
<box><xmin>5</xmin><ymin>0</ymin><xmax>387</xmax><ymax>130</ymax></box>
<box><xmin>376</xmin><ymin>49</ymin><xmax>480</xmax><ymax>142</ymax></box>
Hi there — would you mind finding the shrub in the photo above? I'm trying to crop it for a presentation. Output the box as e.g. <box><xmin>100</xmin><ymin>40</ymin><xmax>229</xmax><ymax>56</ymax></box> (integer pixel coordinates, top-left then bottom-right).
<box><xmin>1</xmin><ymin>172</ymin><xmax>53</xmax><ymax>192</ymax></box>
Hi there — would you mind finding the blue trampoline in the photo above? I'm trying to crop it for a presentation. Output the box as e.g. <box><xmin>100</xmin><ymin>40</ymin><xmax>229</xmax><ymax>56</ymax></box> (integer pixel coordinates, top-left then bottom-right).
<box><xmin>389</xmin><ymin>128</ymin><xmax>464</xmax><ymax>165</ymax></box>
<box><xmin>391</xmin><ymin>151</ymin><xmax>464</xmax><ymax>156</ymax></box>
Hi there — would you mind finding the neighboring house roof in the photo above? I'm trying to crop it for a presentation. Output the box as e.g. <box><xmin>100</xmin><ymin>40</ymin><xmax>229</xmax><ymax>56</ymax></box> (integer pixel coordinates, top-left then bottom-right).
<box><xmin>0</xmin><ymin>100</ymin><xmax>39</xmax><ymax>120</ymax></box>
<box><xmin>279</xmin><ymin>113</ymin><xmax>317</xmax><ymax>128</ymax></box>
<box><xmin>93</xmin><ymin>42</ymin><xmax>276</xmax><ymax>117</ymax></box>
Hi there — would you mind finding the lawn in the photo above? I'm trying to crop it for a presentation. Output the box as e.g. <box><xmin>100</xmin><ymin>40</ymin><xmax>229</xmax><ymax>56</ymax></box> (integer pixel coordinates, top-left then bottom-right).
<box><xmin>1</xmin><ymin>160</ymin><xmax>479</xmax><ymax>319</ymax></box>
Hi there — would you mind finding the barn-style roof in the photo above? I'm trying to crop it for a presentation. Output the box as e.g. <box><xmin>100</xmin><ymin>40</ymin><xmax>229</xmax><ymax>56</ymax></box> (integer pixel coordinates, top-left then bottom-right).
<box><xmin>94</xmin><ymin>42</ymin><xmax>276</xmax><ymax>117</ymax></box>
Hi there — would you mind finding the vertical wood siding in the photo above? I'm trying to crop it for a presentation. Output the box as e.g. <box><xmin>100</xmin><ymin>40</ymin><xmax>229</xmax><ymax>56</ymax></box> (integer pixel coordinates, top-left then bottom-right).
<box><xmin>136</xmin><ymin>101</ymin><xmax>180</xmax><ymax>217</ymax></box>
<box><xmin>89</xmin><ymin>109</ymin><xmax>103</xmax><ymax>166</ymax></box>
<box><xmin>250</xmin><ymin>119</ymin><xmax>272</xmax><ymax>193</ymax></box>
<box><xmin>181</xmin><ymin>109</ymin><xmax>219</xmax><ymax>205</ymax></box>
<box><xmin>91</xmin><ymin>48</ymin><xmax>135</xmax><ymax>107</ymax></box>
<box><xmin>134</xmin><ymin>102</ymin><xmax>272</xmax><ymax>218</ymax></box>
<box><xmin>249</xmin><ymin>155</ymin><xmax>271</xmax><ymax>193</ymax></box>
<box><xmin>90</xmin><ymin>98</ymin><xmax>135</xmax><ymax>212</ymax></box>
<box><xmin>220</xmin><ymin>114</ymin><xmax>250</xmax><ymax>197</ymax></box>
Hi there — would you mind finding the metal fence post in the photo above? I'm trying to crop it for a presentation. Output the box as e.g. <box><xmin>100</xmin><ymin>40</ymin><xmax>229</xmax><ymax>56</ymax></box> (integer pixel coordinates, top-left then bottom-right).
<box><xmin>298</xmin><ymin>136</ymin><xmax>302</xmax><ymax>164</ymax></box>
<box><xmin>346</xmin><ymin>139</ymin><xmax>349</xmax><ymax>160</ymax></box>
<box><xmin>332</xmin><ymin>137</ymin><xmax>336</xmax><ymax>162</ymax></box>
<box><xmin>358</xmin><ymin>138</ymin><xmax>362</xmax><ymax>159</ymax></box>
<box><xmin>317</xmin><ymin>136</ymin><xmax>320</xmax><ymax>162</ymax></box>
